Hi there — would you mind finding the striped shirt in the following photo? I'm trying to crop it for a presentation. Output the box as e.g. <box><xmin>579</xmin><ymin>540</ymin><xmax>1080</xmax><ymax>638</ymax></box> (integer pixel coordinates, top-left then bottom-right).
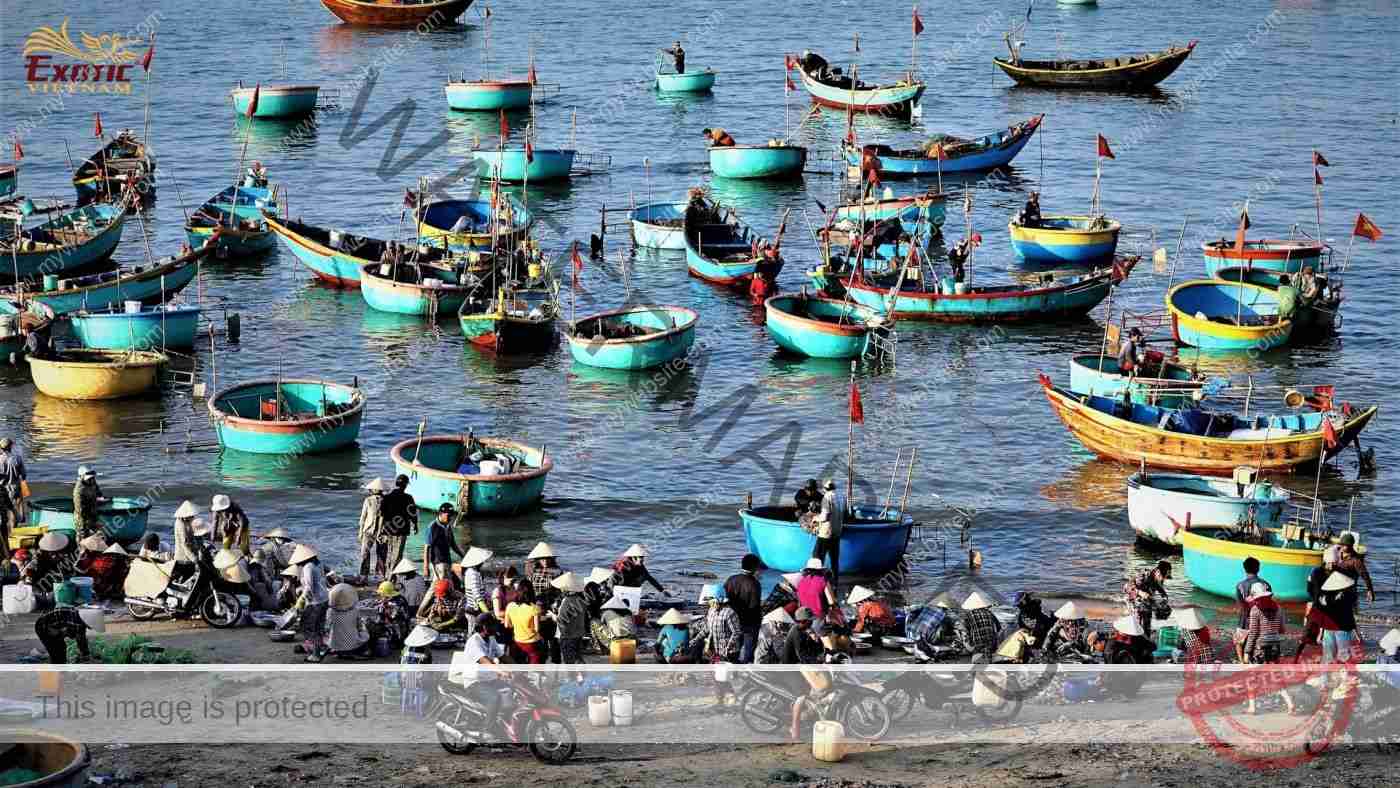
<box><xmin>1178</xmin><ymin>628</ymin><xmax>1213</xmax><ymax>664</ymax></box>
<box><xmin>1245</xmin><ymin>604</ymin><xmax>1285</xmax><ymax>662</ymax></box>
<box><xmin>706</xmin><ymin>606</ymin><xmax>741</xmax><ymax>660</ymax></box>
<box><xmin>462</xmin><ymin>568</ymin><xmax>486</xmax><ymax>613</ymax></box>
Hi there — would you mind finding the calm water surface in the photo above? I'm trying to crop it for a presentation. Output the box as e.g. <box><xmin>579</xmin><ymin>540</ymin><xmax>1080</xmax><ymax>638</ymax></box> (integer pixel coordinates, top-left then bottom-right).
<box><xmin>2</xmin><ymin>0</ymin><xmax>1397</xmax><ymax>614</ymax></box>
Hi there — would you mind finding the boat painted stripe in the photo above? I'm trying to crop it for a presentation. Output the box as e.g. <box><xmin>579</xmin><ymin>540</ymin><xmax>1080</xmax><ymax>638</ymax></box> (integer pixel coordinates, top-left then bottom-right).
<box><xmin>995</xmin><ymin>46</ymin><xmax>1192</xmax><ymax>77</ymax></box>
<box><xmin>1203</xmin><ymin>242</ymin><xmax>1325</xmax><ymax>260</ymax></box>
<box><xmin>765</xmin><ymin>305</ymin><xmax>869</xmax><ymax>336</ymax></box>
<box><xmin>1180</xmin><ymin>531</ymin><xmax>1322</xmax><ymax>566</ymax></box>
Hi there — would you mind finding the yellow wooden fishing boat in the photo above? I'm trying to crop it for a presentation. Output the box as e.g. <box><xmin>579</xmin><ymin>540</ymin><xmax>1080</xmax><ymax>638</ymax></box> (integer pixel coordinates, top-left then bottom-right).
<box><xmin>27</xmin><ymin>349</ymin><xmax>167</xmax><ymax>400</ymax></box>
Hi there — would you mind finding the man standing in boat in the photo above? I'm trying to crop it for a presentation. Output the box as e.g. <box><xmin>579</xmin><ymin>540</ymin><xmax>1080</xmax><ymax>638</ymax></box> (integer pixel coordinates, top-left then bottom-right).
<box><xmin>1117</xmin><ymin>327</ymin><xmax>1144</xmax><ymax>376</ymax></box>
<box><xmin>812</xmin><ymin>480</ymin><xmax>846</xmax><ymax>592</ymax></box>
<box><xmin>1019</xmin><ymin>191</ymin><xmax>1042</xmax><ymax>228</ymax></box>
<box><xmin>701</xmin><ymin>128</ymin><xmax>736</xmax><ymax>147</ymax></box>
<box><xmin>662</xmin><ymin>41</ymin><xmax>686</xmax><ymax>74</ymax></box>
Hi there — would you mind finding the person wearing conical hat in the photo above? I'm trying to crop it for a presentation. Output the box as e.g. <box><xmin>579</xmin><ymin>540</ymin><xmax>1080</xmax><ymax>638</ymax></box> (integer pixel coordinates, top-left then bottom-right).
<box><xmin>755</xmin><ymin>606</ymin><xmax>795</xmax><ymax>665</ymax></box>
<box><xmin>326</xmin><ymin>582</ymin><xmax>372</xmax><ymax>659</ymax></box>
<box><xmin>458</xmin><ymin>547</ymin><xmax>493</xmax><ymax>616</ymax></box>
<box><xmin>258</xmin><ymin>526</ymin><xmax>296</xmax><ymax>572</ymax></box>
<box><xmin>33</xmin><ymin>605</ymin><xmax>103</xmax><ymax>664</ymax></box>
<box><xmin>592</xmin><ymin>591</ymin><xmax>637</xmax><ymax>649</ymax></box>
<box><xmin>848</xmin><ymin>585</ymin><xmax>897</xmax><ymax>639</ymax></box>
<box><xmin>1043</xmin><ymin>600</ymin><xmax>1091</xmax><ymax>661</ymax></box>
<box><xmin>291</xmin><ymin>544</ymin><xmax>330</xmax><ymax>662</ymax></box>
<box><xmin>1172</xmin><ymin>607</ymin><xmax>1214</xmax><ymax>665</ymax></box>
<box><xmin>275</xmin><ymin>563</ymin><xmax>302</xmax><ymax>610</ymax></box>
<box><xmin>956</xmin><ymin>591</ymin><xmax>1001</xmax><ymax>657</ymax></box>
<box><xmin>552</xmin><ymin>571</ymin><xmax>590</xmax><ymax>665</ymax></box>
<box><xmin>374</xmin><ymin>580</ymin><xmax>412</xmax><ymax>647</ymax></box>
<box><xmin>71</xmin><ymin>465</ymin><xmax>104</xmax><ymax>541</ymax></box>
<box><xmin>211</xmin><ymin>493</ymin><xmax>252</xmax><ymax>556</ymax></box>
<box><xmin>356</xmin><ymin>479</ymin><xmax>389</xmax><ymax>578</ymax></box>
<box><xmin>170</xmin><ymin>500</ymin><xmax>203</xmax><ymax>587</ymax></box>
<box><xmin>655</xmin><ymin>608</ymin><xmax>693</xmax><ymax>667</ymax></box>
<box><xmin>78</xmin><ymin>536</ymin><xmax>130</xmax><ymax>601</ymax></box>
<box><xmin>1105</xmin><ymin>614</ymin><xmax>1155</xmax><ymax>667</ymax></box>
<box><xmin>1317</xmin><ymin>571</ymin><xmax>1361</xmax><ymax>666</ymax></box>
<box><xmin>390</xmin><ymin>558</ymin><xmax>427</xmax><ymax>610</ymax></box>
<box><xmin>525</xmin><ymin>542</ymin><xmax>562</xmax><ymax>610</ymax></box>
<box><xmin>21</xmin><ymin>530</ymin><xmax>74</xmax><ymax>592</ymax></box>
<box><xmin>614</xmin><ymin>543</ymin><xmax>666</xmax><ymax>595</ymax></box>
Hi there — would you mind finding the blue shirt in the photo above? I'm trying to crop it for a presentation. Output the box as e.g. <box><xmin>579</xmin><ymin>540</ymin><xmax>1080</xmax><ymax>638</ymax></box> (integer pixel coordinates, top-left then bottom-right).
<box><xmin>658</xmin><ymin>625</ymin><xmax>689</xmax><ymax>660</ymax></box>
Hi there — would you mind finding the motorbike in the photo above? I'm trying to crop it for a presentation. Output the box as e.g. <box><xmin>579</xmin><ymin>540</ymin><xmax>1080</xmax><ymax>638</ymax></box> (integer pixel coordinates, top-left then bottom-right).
<box><xmin>880</xmin><ymin>659</ymin><xmax>1024</xmax><ymax>724</ymax></box>
<box><xmin>124</xmin><ymin>549</ymin><xmax>243</xmax><ymax>628</ymax></box>
<box><xmin>737</xmin><ymin>665</ymin><xmax>892</xmax><ymax>741</ymax></box>
<box><xmin>434</xmin><ymin>674</ymin><xmax>579</xmax><ymax>764</ymax></box>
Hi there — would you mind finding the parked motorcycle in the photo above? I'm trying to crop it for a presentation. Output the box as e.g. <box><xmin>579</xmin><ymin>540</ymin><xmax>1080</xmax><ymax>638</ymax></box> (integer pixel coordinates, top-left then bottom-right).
<box><xmin>434</xmin><ymin>675</ymin><xmax>579</xmax><ymax>764</ymax></box>
<box><xmin>880</xmin><ymin>663</ymin><xmax>1024</xmax><ymax>724</ymax></box>
<box><xmin>737</xmin><ymin>667</ymin><xmax>892</xmax><ymax>741</ymax></box>
<box><xmin>123</xmin><ymin>551</ymin><xmax>243</xmax><ymax>628</ymax></box>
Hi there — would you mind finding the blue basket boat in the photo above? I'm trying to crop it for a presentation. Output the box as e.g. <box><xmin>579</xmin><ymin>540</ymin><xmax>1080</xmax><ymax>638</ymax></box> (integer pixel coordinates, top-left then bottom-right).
<box><xmin>1181</xmin><ymin>527</ymin><xmax>1326</xmax><ymax>602</ymax></box>
<box><xmin>764</xmin><ymin>293</ymin><xmax>887</xmax><ymax>359</ymax></box>
<box><xmin>390</xmin><ymin>434</ymin><xmax>552</xmax><ymax>516</ymax></box>
<box><xmin>1009</xmin><ymin>214</ymin><xmax>1122</xmax><ymax>267</ymax></box>
<box><xmin>359</xmin><ymin>261</ymin><xmax>473</xmax><ymax>318</ymax></box>
<box><xmin>1202</xmin><ymin>238</ymin><xmax>1326</xmax><ymax>277</ymax></box>
<box><xmin>834</xmin><ymin>189</ymin><xmax>946</xmax><ymax>230</ymax></box>
<box><xmin>845</xmin><ymin>115</ymin><xmax>1042</xmax><ymax>176</ymax></box>
<box><xmin>739</xmin><ymin>504</ymin><xmax>914</xmax><ymax>575</ymax></box>
<box><xmin>471</xmin><ymin>149</ymin><xmax>575</xmax><ymax>182</ymax></box>
<box><xmin>2</xmin><ymin>203</ymin><xmax>126</xmax><ymax>282</ymax></box>
<box><xmin>70</xmin><ymin>304</ymin><xmax>202</xmax><ymax>351</ymax></box>
<box><xmin>208</xmin><ymin>378</ymin><xmax>366</xmax><ymax>455</ymax></box>
<box><xmin>1167</xmin><ymin>280</ymin><xmax>1293</xmax><ymax>352</ymax></box>
<box><xmin>1068</xmin><ymin>352</ymin><xmax>1202</xmax><ymax>408</ymax></box>
<box><xmin>12</xmin><ymin>246</ymin><xmax>206</xmax><ymax>316</ymax></box>
<box><xmin>655</xmin><ymin>69</ymin><xmax>717</xmax><ymax>93</ymax></box>
<box><xmin>1127</xmin><ymin>470</ymin><xmax>1290</xmax><ymax>548</ymax></box>
<box><xmin>683</xmin><ymin>202</ymin><xmax>783</xmax><ymax>287</ymax></box>
<box><xmin>630</xmin><ymin>202</ymin><xmax>689</xmax><ymax>250</ymax></box>
<box><xmin>186</xmin><ymin>183</ymin><xmax>278</xmax><ymax>257</ymax></box>
<box><xmin>566</xmin><ymin>305</ymin><xmax>698</xmax><ymax>370</ymax></box>
<box><xmin>444</xmin><ymin>79</ymin><xmax>533</xmax><ymax>111</ymax></box>
<box><xmin>415</xmin><ymin>196</ymin><xmax>531</xmax><ymax>250</ymax></box>
<box><xmin>709</xmin><ymin>145</ymin><xmax>807</xmax><ymax>180</ymax></box>
<box><xmin>231</xmin><ymin>84</ymin><xmax>320</xmax><ymax>118</ymax></box>
<box><xmin>20</xmin><ymin>496</ymin><xmax>151</xmax><ymax>546</ymax></box>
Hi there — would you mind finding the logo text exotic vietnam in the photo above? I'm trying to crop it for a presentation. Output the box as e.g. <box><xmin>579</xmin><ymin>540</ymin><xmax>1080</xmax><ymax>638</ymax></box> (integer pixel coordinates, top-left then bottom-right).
<box><xmin>23</xmin><ymin>18</ymin><xmax>152</xmax><ymax>95</ymax></box>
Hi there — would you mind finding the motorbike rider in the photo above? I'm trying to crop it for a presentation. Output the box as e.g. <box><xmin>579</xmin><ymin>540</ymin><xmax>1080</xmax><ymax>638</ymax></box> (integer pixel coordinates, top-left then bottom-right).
<box><xmin>459</xmin><ymin>613</ymin><xmax>510</xmax><ymax>736</ymax></box>
<box><xmin>781</xmin><ymin>607</ymin><xmax>826</xmax><ymax>740</ymax></box>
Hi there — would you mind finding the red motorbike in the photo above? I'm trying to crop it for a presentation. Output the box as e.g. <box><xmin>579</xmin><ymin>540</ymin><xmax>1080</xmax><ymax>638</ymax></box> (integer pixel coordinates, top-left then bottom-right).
<box><xmin>434</xmin><ymin>674</ymin><xmax>578</xmax><ymax>764</ymax></box>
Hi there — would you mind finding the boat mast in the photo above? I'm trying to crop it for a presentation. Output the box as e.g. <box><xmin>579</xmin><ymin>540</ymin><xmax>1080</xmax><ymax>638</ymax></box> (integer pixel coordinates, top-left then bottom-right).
<box><xmin>846</xmin><ymin>360</ymin><xmax>858</xmax><ymax>502</ymax></box>
<box><xmin>142</xmin><ymin>33</ymin><xmax>155</xmax><ymax>152</ymax></box>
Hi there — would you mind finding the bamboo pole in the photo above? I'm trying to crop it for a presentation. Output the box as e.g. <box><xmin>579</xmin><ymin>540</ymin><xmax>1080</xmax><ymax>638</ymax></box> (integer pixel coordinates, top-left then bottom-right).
<box><xmin>898</xmin><ymin>447</ymin><xmax>918</xmax><ymax>517</ymax></box>
<box><xmin>846</xmin><ymin>359</ymin><xmax>857</xmax><ymax>503</ymax></box>
<box><xmin>1165</xmin><ymin>213</ymin><xmax>1188</xmax><ymax>290</ymax></box>
<box><xmin>882</xmin><ymin>447</ymin><xmax>903</xmax><ymax>514</ymax></box>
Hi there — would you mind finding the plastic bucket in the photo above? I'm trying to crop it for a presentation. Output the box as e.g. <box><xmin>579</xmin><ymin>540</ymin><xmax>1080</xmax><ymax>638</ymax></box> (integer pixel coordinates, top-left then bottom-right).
<box><xmin>42</xmin><ymin>274</ymin><xmax>58</xmax><ymax>291</ymax></box>
<box><xmin>610</xmin><ymin>690</ymin><xmax>633</xmax><ymax>727</ymax></box>
<box><xmin>123</xmin><ymin>300</ymin><xmax>143</xmax><ymax>314</ymax></box>
<box><xmin>68</xmin><ymin>577</ymin><xmax>95</xmax><ymax>604</ymax></box>
<box><xmin>587</xmin><ymin>695</ymin><xmax>611</xmax><ymax>727</ymax></box>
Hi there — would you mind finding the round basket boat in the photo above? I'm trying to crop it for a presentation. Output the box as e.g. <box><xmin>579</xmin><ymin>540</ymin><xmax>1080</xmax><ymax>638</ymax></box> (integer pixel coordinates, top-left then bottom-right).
<box><xmin>27</xmin><ymin>349</ymin><xmax>167</xmax><ymax>400</ymax></box>
<box><xmin>208</xmin><ymin>378</ymin><xmax>366</xmax><ymax>455</ymax></box>
<box><xmin>389</xmin><ymin>434</ymin><xmax>552</xmax><ymax>516</ymax></box>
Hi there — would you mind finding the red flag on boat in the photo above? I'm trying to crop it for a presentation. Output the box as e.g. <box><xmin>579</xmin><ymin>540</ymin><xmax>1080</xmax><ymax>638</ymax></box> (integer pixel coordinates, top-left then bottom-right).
<box><xmin>499</xmin><ymin>110</ymin><xmax>509</xmax><ymax>141</ymax></box>
<box><xmin>1353</xmin><ymin>212</ymin><xmax>1383</xmax><ymax>242</ymax></box>
<box><xmin>527</xmin><ymin>63</ymin><xmax>538</xmax><ymax>86</ymax></box>
<box><xmin>1322</xmin><ymin>417</ymin><xmax>1339</xmax><ymax>450</ymax></box>
<box><xmin>1314</xmin><ymin>168</ymin><xmax>1323</xmax><ymax>186</ymax></box>
<box><xmin>93</xmin><ymin>113</ymin><xmax>103</xmax><ymax>138</ymax></box>
<box><xmin>1313</xmin><ymin>150</ymin><xmax>1329</xmax><ymax>168</ymax></box>
<box><xmin>1234</xmin><ymin>205</ymin><xmax>1251</xmax><ymax>251</ymax></box>
<box><xmin>12</xmin><ymin>139</ymin><xmax>22</xmax><ymax>160</ymax></box>
<box><xmin>571</xmin><ymin>241</ymin><xmax>584</xmax><ymax>274</ymax></box>
<box><xmin>1096</xmin><ymin>133</ymin><xmax>1115</xmax><ymax>159</ymax></box>
<box><xmin>785</xmin><ymin>73</ymin><xmax>795</xmax><ymax>92</ymax></box>
<box><xmin>913</xmin><ymin>7</ymin><xmax>925</xmax><ymax>36</ymax></box>
<box><xmin>785</xmin><ymin>54</ymin><xmax>797</xmax><ymax>71</ymax></box>
<box><xmin>525</xmin><ymin>140</ymin><xmax>534</xmax><ymax>163</ymax></box>
<box><xmin>932</xmin><ymin>142</ymin><xmax>947</xmax><ymax>161</ymax></box>
<box><xmin>403</xmin><ymin>189</ymin><xmax>417</xmax><ymax>210</ymax></box>
<box><xmin>849</xmin><ymin>382</ymin><xmax>864</xmax><ymax>424</ymax></box>
<box><xmin>245</xmin><ymin>84</ymin><xmax>260</xmax><ymax>119</ymax></box>
<box><xmin>140</xmin><ymin>38</ymin><xmax>154</xmax><ymax>72</ymax></box>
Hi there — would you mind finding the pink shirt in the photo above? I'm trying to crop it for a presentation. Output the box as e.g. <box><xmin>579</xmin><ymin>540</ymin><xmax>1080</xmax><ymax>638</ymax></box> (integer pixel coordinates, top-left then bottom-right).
<box><xmin>796</xmin><ymin>574</ymin><xmax>829</xmax><ymax>616</ymax></box>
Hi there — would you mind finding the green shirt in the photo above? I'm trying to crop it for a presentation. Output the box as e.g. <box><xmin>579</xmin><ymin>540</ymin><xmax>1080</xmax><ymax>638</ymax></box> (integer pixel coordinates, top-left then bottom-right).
<box><xmin>1276</xmin><ymin>285</ymin><xmax>1298</xmax><ymax>320</ymax></box>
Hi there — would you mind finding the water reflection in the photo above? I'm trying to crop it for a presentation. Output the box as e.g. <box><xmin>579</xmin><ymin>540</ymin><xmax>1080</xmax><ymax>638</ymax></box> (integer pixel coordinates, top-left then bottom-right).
<box><xmin>1041</xmin><ymin>458</ymin><xmax>1131</xmax><ymax>511</ymax></box>
<box><xmin>28</xmin><ymin>393</ymin><xmax>169</xmax><ymax>455</ymax></box>
<box><xmin>231</xmin><ymin>116</ymin><xmax>319</xmax><ymax>155</ymax></box>
<box><xmin>707</xmin><ymin>176</ymin><xmax>808</xmax><ymax>209</ymax></box>
<box><xmin>214</xmin><ymin>444</ymin><xmax>365</xmax><ymax>491</ymax></box>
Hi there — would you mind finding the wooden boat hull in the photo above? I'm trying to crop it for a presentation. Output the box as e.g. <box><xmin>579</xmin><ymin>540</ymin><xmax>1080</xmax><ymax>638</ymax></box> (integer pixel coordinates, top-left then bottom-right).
<box><xmin>1167</xmin><ymin>280</ymin><xmax>1292</xmax><ymax>351</ymax></box>
<box><xmin>10</xmin><ymin>496</ymin><xmax>151</xmax><ymax>549</ymax></box>
<box><xmin>1009</xmin><ymin>215</ymin><xmax>1121</xmax><ymax>266</ymax></box>
<box><xmin>847</xmin><ymin>264</ymin><xmax>1122</xmax><ymax>322</ymax></box>
<box><xmin>0</xmin><ymin>301</ymin><xmax>54</xmax><ymax>364</ymax></box>
<box><xmin>1202</xmin><ymin>239</ymin><xmax>1325</xmax><ymax>277</ymax></box>
<box><xmin>994</xmin><ymin>43</ymin><xmax>1195</xmax><ymax>89</ymax></box>
<box><xmin>445</xmin><ymin>80</ymin><xmax>533</xmax><ymax>111</ymax></box>
<box><xmin>631</xmin><ymin>202</ymin><xmax>689</xmax><ymax>250</ymax></box>
<box><xmin>263</xmin><ymin>214</ymin><xmax>365</xmax><ymax>287</ymax></box>
<box><xmin>4</xmin><ymin>204</ymin><xmax>126</xmax><ymax>282</ymax></box>
<box><xmin>73</xmin><ymin>134</ymin><xmax>156</xmax><ymax>205</ymax></box>
<box><xmin>209</xmin><ymin>379</ymin><xmax>365</xmax><ymax>454</ymax></box>
<box><xmin>765</xmin><ymin>294</ymin><xmax>879</xmax><ymax>359</ymax></box>
<box><xmin>655</xmin><ymin>70</ymin><xmax>716</xmax><ymax>93</ymax></box>
<box><xmin>360</xmin><ymin>264</ymin><xmax>469</xmax><ymax>317</ymax></box>
<box><xmin>800</xmin><ymin>69</ymin><xmax>924</xmax><ymax>116</ymax></box>
<box><xmin>22</xmin><ymin>250</ymin><xmax>202</xmax><ymax>316</ymax></box>
<box><xmin>1040</xmin><ymin>382</ymin><xmax>1378</xmax><ymax>475</ymax></box>
<box><xmin>848</xmin><ymin>116</ymin><xmax>1042</xmax><ymax>176</ymax></box>
<box><xmin>1126</xmin><ymin>472</ymin><xmax>1289</xmax><ymax>548</ymax></box>
<box><xmin>834</xmin><ymin>191</ymin><xmax>946</xmax><ymax>229</ymax></box>
<box><xmin>1181</xmin><ymin>528</ymin><xmax>1319</xmax><ymax>601</ymax></box>
<box><xmin>567</xmin><ymin>305</ymin><xmax>697</xmax><ymax>370</ymax></box>
<box><xmin>460</xmin><ymin>311</ymin><xmax>556</xmax><ymax>353</ymax></box>
<box><xmin>231</xmin><ymin>85</ymin><xmax>319</xmax><ymax>118</ymax></box>
<box><xmin>415</xmin><ymin>197</ymin><xmax>530</xmax><ymax>250</ymax></box>
<box><xmin>739</xmin><ymin>505</ymin><xmax>913</xmax><ymax>575</ymax></box>
<box><xmin>390</xmin><ymin>435</ymin><xmax>551</xmax><ymax>516</ymax></box>
<box><xmin>683</xmin><ymin>205</ymin><xmax>781</xmax><ymax>286</ymax></box>
<box><xmin>471</xmin><ymin>149</ymin><xmax>574</xmax><ymax>182</ymax></box>
<box><xmin>28</xmin><ymin>349</ymin><xmax>166</xmax><ymax>400</ymax></box>
<box><xmin>1068</xmin><ymin>352</ymin><xmax>1200</xmax><ymax>408</ymax></box>
<box><xmin>70</xmin><ymin>306</ymin><xmax>202</xmax><ymax>350</ymax></box>
<box><xmin>709</xmin><ymin>145</ymin><xmax>807</xmax><ymax>179</ymax></box>
<box><xmin>320</xmin><ymin>0</ymin><xmax>474</xmax><ymax>27</ymax></box>
<box><xmin>187</xmin><ymin>184</ymin><xmax>278</xmax><ymax>257</ymax></box>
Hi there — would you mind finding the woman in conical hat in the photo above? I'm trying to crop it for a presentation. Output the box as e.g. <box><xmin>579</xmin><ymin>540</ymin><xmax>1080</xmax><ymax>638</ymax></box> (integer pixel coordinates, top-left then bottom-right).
<box><xmin>1043</xmin><ymin>601</ymin><xmax>1091</xmax><ymax>660</ymax></box>
<box><xmin>755</xmin><ymin>606</ymin><xmax>796</xmax><ymax>665</ymax></box>
<box><xmin>654</xmin><ymin>607</ymin><xmax>694</xmax><ymax>667</ymax></box>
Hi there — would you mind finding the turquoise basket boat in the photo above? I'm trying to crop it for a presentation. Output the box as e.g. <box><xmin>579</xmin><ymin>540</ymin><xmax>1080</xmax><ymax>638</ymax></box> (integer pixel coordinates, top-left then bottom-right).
<box><xmin>765</xmin><ymin>293</ymin><xmax>886</xmax><ymax>359</ymax></box>
<box><xmin>415</xmin><ymin>196</ymin><xmax>531</xmax><ymax>250</ymax></box>
<box><xmin>1009</xmin><ymin>215</ymin><xmax>1121</xmax><ymax>267</ymax></box>
<box><xmin>709</xmin><ymin>145</ymin><xmax>807</xmax><ymax>179</ymax></box>
<box><xmin>13</xmin><ymin>246</ymin><xmax>206</xmax><ymax>316</ymax></box>
<box><xmin>1181</xmin><ymin>527</ymin><xmax>1325</xmax><ymax>601</ymax></box>
<box><xmin>566</xmin><ymin>305</ymin><xmax>698</xmax><ymax>370</ymax></box>
<box><xmin>739</xmin><ymin>504</ymin><xmax>914</xmax><ymax>575</ymax></box>
<box><xmin>471</xmin><ymin>149</ymin><xmax>575</xmax><ymax>182</ymax></box>
<box><xmin>1068</xmin><ymin>352</ymin><xmax>1202</xmax><ymax>408</ymax></box>
<box><xmin>390</xmin><ymin>434</ymin><xmax>552</xmax><ymax>516</ymax></box>
<box><xmin>1</xmin><ymin>203</ymin><xmax>126</xmax><ymax>282</ymax></box>
<box><xmin>0</xmin><ymin>300</ymin><xmax>54</xmax><ymax>364</ymax></box>
<box><xmin>445</xmin><ymin>80</ymin><xmax>533</xmax><ymax>110</ymax></box>
<box><xmin>1128</xmin><ymin>470</ymin><xmax>1290</xmax><ymax>548</ymax></box>
<box><xmin>834</xmin><ymin>189</ymin><xmax>946</xmax><ymax>230</ymax></box>
<box><xmin>24</xmin><ymin>496</ymin><xmax>151</xmax><ymax>546</ymax></box>
<box><xmin>70</xmin><ymin>304</ymin><xmax>202</xmax><ymax>351</ymax></box>
<box><xmin>1202</xmin><ymin>238</ymin><xmax>1325</xmax><ymax>277</ymax></box>
<box><xmin>1167</xmin><ymin>280</ymin><xmax>1293</xmax><ymax>352</ymax></box>
<box><xmin>360</xmin><ymin>261</ymin><xmax>472</xmax><ymax>318</ymax></box>
<box><xmin>186</xmin><ymin>183</ymin><xmax>278</xmax><ymax>257</ymax></box>
<box><xmin>655</xmin><ymin>69</ymin><xmax>716</xmax><ymax>92</ymax></box>
<box><xmin>630</xmin><ymin>202</ymin><xmax>689</xmax><ymax>250</ymax></box>
<box><xmin>231</xmin><ymin>84</ymin><xmax>320</xmax><ymax>118</ymax></box>
<box><xmin>209</xmin><ymin>379</ymin><xmax>366</xmax><ymax>455</ymax></box>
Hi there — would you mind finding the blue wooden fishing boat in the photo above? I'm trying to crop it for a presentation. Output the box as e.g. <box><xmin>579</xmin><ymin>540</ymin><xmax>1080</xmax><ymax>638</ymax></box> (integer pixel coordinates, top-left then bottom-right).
<box><xmin>1128</xmin><ymin>469</ymin><xmax>1290</xmax><ymax>548</ymax></box>
<box><xmin>1181</xmin><ymin>527</ymin><xmax>1325</xmax><ymax>602</ymax></box>
<box><xmin>231</xmin><ymin>83</ymin><xmax>320</xmax><ymax>118</ymax></box>
<box><xmin>739</xmin><ymin>504</ymin><xmax>914</xmax><ymax>575</ymax></box>
<box><xmin>1202</xmin><ymin>238</ymin><xmax>1325</xmax><ymax>277</ymax></box>
<box><xmin>20</xmin><ymin>496</ymin><xmax>151</xmax><ymax>546</ymax></box>
<box><xmin>359</xmin><ymin>260</ymin><xmax>472</xmax><ymax>318</ymax></box>
<box><xmin>0</xmin><ymin>164</ymin><xmax>16</xmax><ymax>198</ymax></box>
<box><xmin>0</xmin><ymin>300</ymin><xmax>54</xmax><ymax>364</ymax></box>
<box><xmin>846</xmin><ymin>116</ymin><xmax>1043</xmax><ymax>177</ymax></box>
<box><xmin>72</xmin><ymin>131</ymin><xmax>156</xmax><ymax>205</ymax></box>
<box><xmin>1009</xmin><ymin>214</ymin><xmax>1121</xmax><ymax>267</ymax></box>
<box><xmin>795</xmin><ymin>52</ymin><xmax>924</xmax><ymax>117</ymax></box>
<box><xmin>845</xmin><ymin>257</ymin><xmax>1129</xmax><ymax>321</ymax></box>
<box><xmin>655</xmin><ymin>68</ymin><xmax>716</xmax><ymax>93</ymax></box>
<box><xmin>1166</xmin><ymin>280</ymin><xmax>1292</xmax><ymax>352</ymax></box>
<box><xmin>683</xmin><ymin>201</ymin><xmax>784</xmax><ymax>287</ymax></box>
<box><xmin>1</xmin><ymin>203</ymin><xmax>126</xmax><ymax>282</ymax></box>
<box><xmin>834</xmin><ymin>189</ymin><xmax>946</xmax><ymax>230</ymax></box>
<box><xmin>1213</xmin><ymin>265</ymin><xmax>1339</xmax><ymax>338</ymax></box>
<box><xmin>710</xmin><ymin>145</ymin><xmax>807</xmax><ymax>180</ymax></box>
<box><xmin>415</xmin><ymin>196</ymin><xmax>530</xmax><ymax>250</ymax></box>
<box><xmin>1068</xmin><ymin>352</ymin><xmax>1202</xmax><ymax>408</ymax></box>
<box><xmin>630</xmin><ymin>202</ymin><xmax>689</xmax><ymax>250</ymax></box>
<box><xmin>764</xmin><ymin>293</ymin><xmax>887</xmax><ymax>359</ymax></box>
<box><xmin>445</xmin><ymin>79</ymin><xmax>533</xmax><ymax>111</ymax></box>
<box><xmin>186</xmin><ymin>183</ymin><xmax>279</xmax><ymax>257</ymax></box>
<box><xmin>208</xmin><ymin>378</ymin><xmax>366</xmax><ymax>455</ymax></box>
<box><xmin>70</xmin><ymin>304</ymin><xmax>202</xmax><ymax>351</ymax></box>
<box><xmin>262</xmin><ymin>213</ymin><xmax>461</xmax><ymax>288</ymax></box>
<box><xmin>471</xmin><ymin>149</ymin><xmax>575</xmax><ymax>182</ymax></box>
<box><xmin>566</xmin><ymin>305</ymin><xmax>698</xmax><ymax>370</ymax></box>
<box><xmin>8</xmin><ymin>245</ymin><xmax>206</xmax><ymax>316</ymax></box>
<box><xmin>390</xmin><ymin>434</ymin><xmax>552</xmax><ymax>516</ymax></box>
